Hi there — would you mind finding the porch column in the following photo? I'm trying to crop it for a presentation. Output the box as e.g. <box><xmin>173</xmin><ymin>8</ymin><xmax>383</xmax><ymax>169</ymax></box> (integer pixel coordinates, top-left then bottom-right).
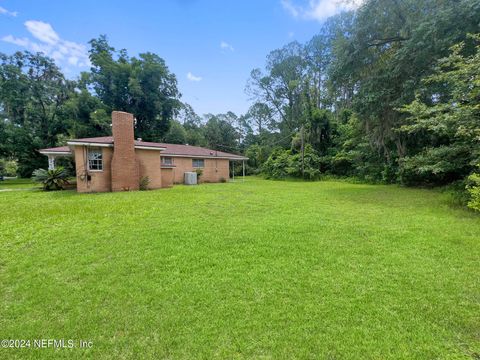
<box><xmin>48</xmin><ymin>155</ymin><xmax>55</xmax><ymax>170</ymax></box>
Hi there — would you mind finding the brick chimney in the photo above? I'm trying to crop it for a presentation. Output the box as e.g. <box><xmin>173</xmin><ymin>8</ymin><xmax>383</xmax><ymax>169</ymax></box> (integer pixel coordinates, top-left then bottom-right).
<box><xmin>111</xmin><ymin>111</ymin><xmax>139</xmax><ymax>191</ymax></box>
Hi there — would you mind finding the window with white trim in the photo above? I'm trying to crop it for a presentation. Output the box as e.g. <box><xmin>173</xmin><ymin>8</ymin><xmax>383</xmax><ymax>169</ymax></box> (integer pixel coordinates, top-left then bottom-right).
<box><xmin>88</xmin><ymin>148</ymin><xmax>103</xmax><ymax>171</ymax></box>
<box><xmin>161</xmin><ymin>157</ymin><xmax>173</xmax><ymax>166</ymax></box>
<box><xmin>192</xmin><ymin>159</ymin><xmax>204</xmax><ymax>168</ymax></box>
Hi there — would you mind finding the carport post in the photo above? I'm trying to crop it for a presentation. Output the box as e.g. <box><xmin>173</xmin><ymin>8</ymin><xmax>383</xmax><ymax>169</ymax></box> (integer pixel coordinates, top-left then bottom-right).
<box><xmin>242</xmin><ymin>160</ymin><xmax>245</xmax><ymax>182</ymax></box>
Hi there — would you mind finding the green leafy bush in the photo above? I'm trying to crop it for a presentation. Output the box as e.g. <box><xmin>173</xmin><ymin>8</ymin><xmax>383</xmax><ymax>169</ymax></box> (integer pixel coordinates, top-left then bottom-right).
<box><xmin>195</xmin><ymin>168</ymin><xmax>203</xmax><ymax>180</ymax></box>
<box><xmin>262</xmin><ymin>148</ymin><xmax>290</xmax><ymax>179</ymax></box>
<box><xmin>0</xmin><ymin>159</ymin><xmax>18</xmax><ymax>177</ymax></box>
<box><xmin>139</xmin><ymin>176</ymin><xmax>150</xmax><ymax>190</ymax></box>
<box><xmin>466</xmin><ymin>171</ymin><xmax>480</xmax><ymax>212</ymax></box>
<box><xmin>263</xmin><ymin>145</ymin><xmax>321</xmax><ymax>180</ymax></box>
<box><xmin>399</xmin><ymin>146</ymin><xmax>472</xmax><ymax>186</ymax></box>
<box><xmin>32</xmin><ymin>167</ymin><xmax>70</xmax><ymax>191</ymax></box>
<box><xmin>245</xmin><ymin>144</ymin><xmax>271</xmax><ymax>172</ymax></box>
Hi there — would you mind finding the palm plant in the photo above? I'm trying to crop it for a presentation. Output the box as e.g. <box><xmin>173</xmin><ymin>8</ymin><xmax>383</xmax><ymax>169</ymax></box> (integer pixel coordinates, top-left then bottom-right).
<box><xmin>32</xmin><ymin>167</ymin><xmax>70</xmax><ymax>191</ymax></box>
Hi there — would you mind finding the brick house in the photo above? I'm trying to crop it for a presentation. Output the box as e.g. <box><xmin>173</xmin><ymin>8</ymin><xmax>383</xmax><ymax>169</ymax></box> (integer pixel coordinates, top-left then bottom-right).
<box><xmin>39</xmin><ymin>111</ymin><xmax>247</xmax><ymax>192</ymax></box>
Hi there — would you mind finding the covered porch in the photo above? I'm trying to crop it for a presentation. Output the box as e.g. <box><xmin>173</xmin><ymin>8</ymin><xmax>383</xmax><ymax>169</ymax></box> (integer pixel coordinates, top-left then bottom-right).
<box><xmin>38</xmin><ymin>146</ymin><xmax>73</xmax><ymax>170</ymax></box>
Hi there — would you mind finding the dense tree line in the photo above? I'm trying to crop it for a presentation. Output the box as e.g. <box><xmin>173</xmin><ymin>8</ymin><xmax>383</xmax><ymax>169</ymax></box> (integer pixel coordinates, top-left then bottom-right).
<box><xmin>240</xmin><ymin>0</ymin><xmax>480</xmax><ymax>209</ymax></box>
<box><xmin>1</xmin><ymin>0</ymin><xmax>479</xmax><ymax>209</ymax></box>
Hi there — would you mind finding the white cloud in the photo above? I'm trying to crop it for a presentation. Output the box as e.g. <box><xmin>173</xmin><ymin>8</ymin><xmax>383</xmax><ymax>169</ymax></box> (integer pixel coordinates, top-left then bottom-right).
<box><xmin>0</xmin><ymin>6</ymin><xmax>18</xmax><ymax>17</ymax></box>
<box><xmin>25</xmin><ymin>20</ymin><xmax>60</xmax><ymax>45</ymax></box>
<box><xmin>187</xmin><ymin>72</ymin><xmax>202</xmax><ymax>82</ymax></box>
<box><xmin>2</xmin><ymin>20</ymin><xmax>90</xmax><ymax>68</ymax></box>
<box><xmin>281</xmin><ymin>0</ymin><xmax>300</xmax><ymax>17</ymax></box>
<box><xmin>68</xmin><ymin>56</ymin><xmax>79</xmax><ymax>66</ymax></box>
<box><xmin>2</xmin><ymin>35</ymin><xmax>29</xmax><ymax>47</ymax></box>
<box><xmin>281</xmin><ymin>0</ymin><xmax>363</xmax><ymax>22</ymax></box>
<box><xmin>220</xmin><ymin>41</ymin><xmax>234</xmax><ymax>52</ymax></box>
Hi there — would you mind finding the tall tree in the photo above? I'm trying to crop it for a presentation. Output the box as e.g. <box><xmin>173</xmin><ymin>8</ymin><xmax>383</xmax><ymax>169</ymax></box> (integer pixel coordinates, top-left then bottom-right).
<box><xmin>177</xmin><ymin>103</ymin><xmax>202</xmax><ymax>128</ymax></box>
<box><xmin>0</xmin><ymin>51</ymin><xmax>73</xmax><ymax>176</ymax></box>
<box><xmin>398</xmin><ymin>34</ymin><xmax>480</xmax><ymax>185</ymax></box>
<box><xmin>203</xmin><ymin>114</ymin><xmax>239</xmax><ymax>151</ymax></box>
<box><xmin>330</xmin><ymin>0</ymin><xmax>480</xmax><ymax>163</ymax></box>
<box><xmin>247</xmin><ymin>41</ymin><xmax>307</xmax><ymax>134</ymax></box>
<box><xmin>88</xmin><ymin>35</ymin><xmax>181</xmax><ymax>141</ymax></box>
<box><xmin>163</xmin><ymin>120</ymin><xmax>187</xmax><ymax>144</ymax></box>
<box><xmin>177</xmin><ymin>103</ymin><xmax>206</xmax><ymax>146</ymax></box>
<box><xmin>245</xmin><ymin>102</ymin><xmax>274</xmax><ymax>134</ymax></box>
<box><xmin>60</xmin><ymin>72</ymin><xmax>111</xmax><ymax>139</ymax></box>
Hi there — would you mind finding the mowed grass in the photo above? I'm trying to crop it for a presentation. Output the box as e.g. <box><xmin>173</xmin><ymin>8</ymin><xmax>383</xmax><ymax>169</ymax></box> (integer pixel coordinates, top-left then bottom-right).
<box><xmin>0</xmin><ymin>178</ymin><xmax>39</xmax><ymax>190</ymax></box>
<box><xmin>0</xmin><ymin>178</ymin><xmax>479</xmax><ymax>359</ymax></box>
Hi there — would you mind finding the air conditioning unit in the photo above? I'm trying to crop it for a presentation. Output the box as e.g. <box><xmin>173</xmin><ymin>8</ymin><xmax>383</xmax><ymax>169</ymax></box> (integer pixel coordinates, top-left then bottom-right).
<box><xmin>184</xmin><ymin>172</ymin><xmax>197</xmax><ymax>185</ymax></box>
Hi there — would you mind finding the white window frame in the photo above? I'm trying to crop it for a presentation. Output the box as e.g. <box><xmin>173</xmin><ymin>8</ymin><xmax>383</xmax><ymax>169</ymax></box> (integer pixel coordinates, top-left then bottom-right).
<box><xmin>161</xmin><ymin>157</ymin><xmax>173</xmax><ymax>166</ymax></box>
<box><xmin>87</xmin><ymin>148</ymin><xmax>103</xmax><ymax>171</ymax></box>
<box><xmin>192</xmin><ymin>159</ymin><xmax>205</xmax><ymax>168</ymax></box>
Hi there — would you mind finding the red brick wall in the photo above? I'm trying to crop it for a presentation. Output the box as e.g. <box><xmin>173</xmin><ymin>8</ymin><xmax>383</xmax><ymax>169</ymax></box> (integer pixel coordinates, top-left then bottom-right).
<box><xmin>111</xmin><ymin>111</ymin><xmax>139</xmax><ymax>191</ymax></box>
<box><xmin>161</xmin><ymin>167</ymin><xmax>174</xmax><ymax>187</ymax></box>
<box><xmin>165</xmin><ymin>157</ymin><xmax>230</xmax><ymax>184</ymax></box>
<box><xmin>136</xmin><ymin>149</ymin><xmax>162</xmax><ymax>189</ymax></box>
<box><xmin>74</xmin><ymin>146</ymin><xmax>113</xmax><ymax>193</ymax></box>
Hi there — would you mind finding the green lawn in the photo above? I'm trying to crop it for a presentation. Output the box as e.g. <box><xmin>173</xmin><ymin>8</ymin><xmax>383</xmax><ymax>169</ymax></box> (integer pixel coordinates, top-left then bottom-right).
<box><xmin>0</xmin><ymin>178</ymin><xmax>479</xmax><ymax>359</ymax></box>
<box><xmin>0</xmin><ymin>178</ymin><xmax>39</xmax><ymax>190</ymax></box>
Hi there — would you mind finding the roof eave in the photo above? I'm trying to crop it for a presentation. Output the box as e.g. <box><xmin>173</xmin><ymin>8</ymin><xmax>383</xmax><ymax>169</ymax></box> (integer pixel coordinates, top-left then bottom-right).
<box><xmin>67</xmin><ymin>141</ymin><xmax>113</xmax><ymax>147</ymax></box>
<box><xmin>134</xmin><ymin>145</ymin><xmax>166</xmax><ymax>151</ymax></box>
<box><xmin>38</xmin><ymin>150</ymin><xmax>72</xmax><ymax>155</ymax></box>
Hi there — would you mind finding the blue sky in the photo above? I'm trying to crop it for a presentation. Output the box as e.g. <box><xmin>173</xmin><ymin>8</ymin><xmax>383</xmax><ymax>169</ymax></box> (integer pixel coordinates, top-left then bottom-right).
<box><xmin>0</xmin><ymin>0</ymin><xmax>359</xmax><ymax>116</ymax></box>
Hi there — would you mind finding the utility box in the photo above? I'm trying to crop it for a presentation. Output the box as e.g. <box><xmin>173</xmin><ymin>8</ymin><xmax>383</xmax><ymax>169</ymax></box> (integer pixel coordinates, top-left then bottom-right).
<box><xmin>184</xmin><ymin>172</ymin><xmax>198</xmax><ymax>185</ymax></box>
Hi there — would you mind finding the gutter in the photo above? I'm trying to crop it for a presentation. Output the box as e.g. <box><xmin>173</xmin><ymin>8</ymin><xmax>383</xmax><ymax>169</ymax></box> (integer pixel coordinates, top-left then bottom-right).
<box><xmin>67</xmin><ymin>141</ymin><xmax>166</xmax><ymax>151</ymax></box>
<box><xmin>162</xmin><ymin>153</ymin><xmax>248</xmax><ymax>160</ymax></box>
